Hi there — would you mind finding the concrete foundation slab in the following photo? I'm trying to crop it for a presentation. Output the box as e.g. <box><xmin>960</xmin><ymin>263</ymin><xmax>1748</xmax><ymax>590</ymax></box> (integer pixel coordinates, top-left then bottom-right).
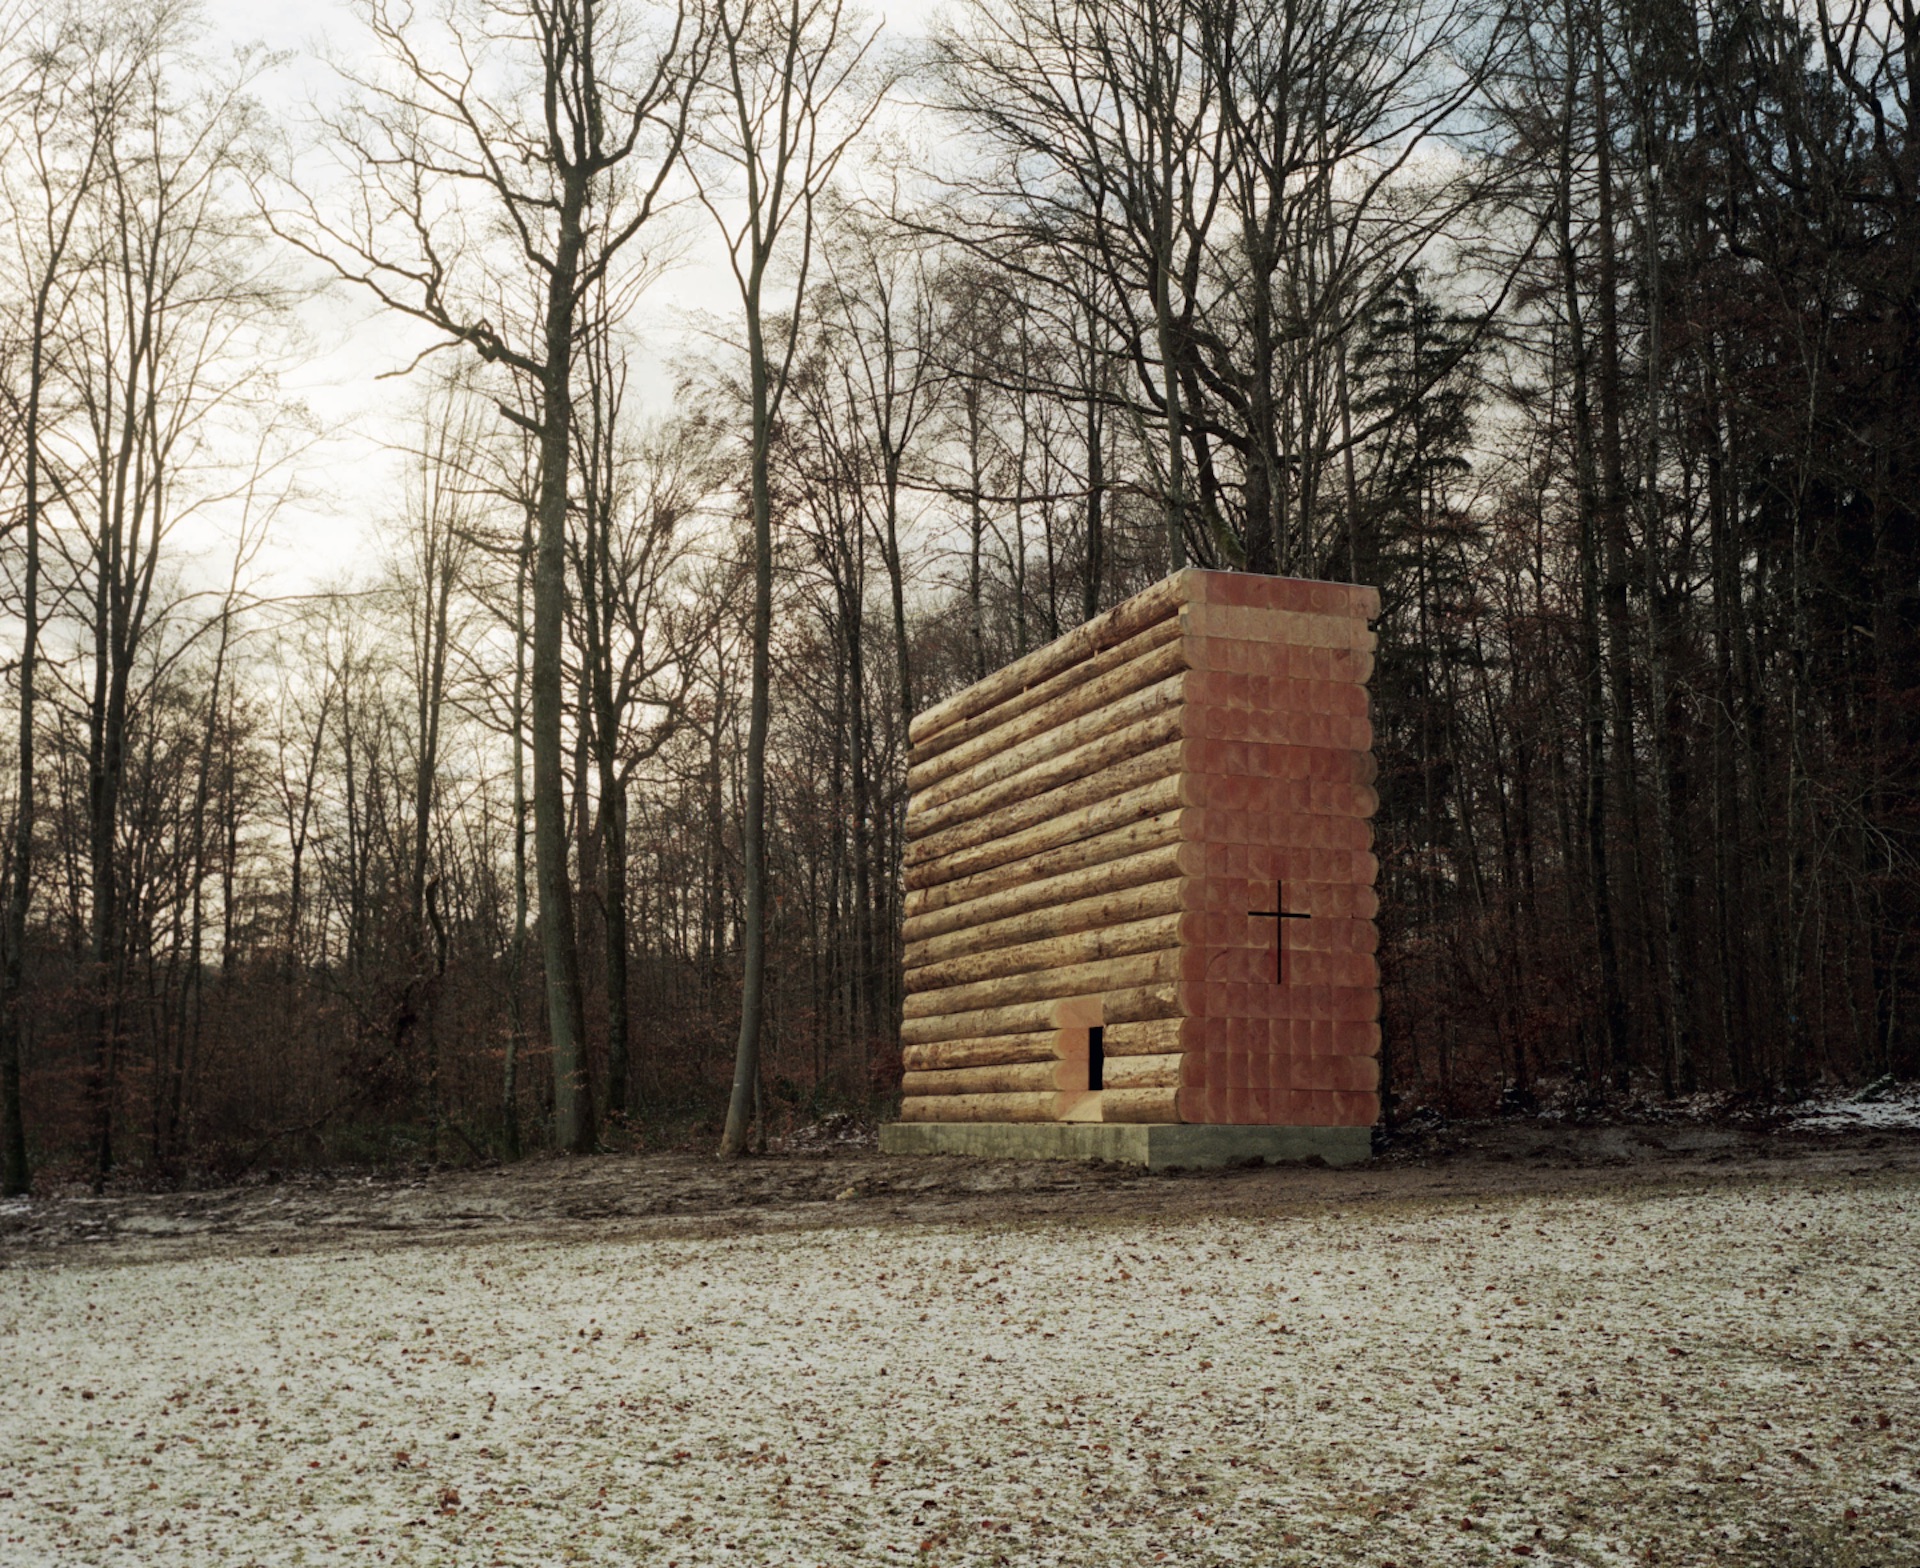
<box><xmin>879</xmin><ymin>1121</ymin><xmax>1370</xmax><ymax>1170</ymax></box>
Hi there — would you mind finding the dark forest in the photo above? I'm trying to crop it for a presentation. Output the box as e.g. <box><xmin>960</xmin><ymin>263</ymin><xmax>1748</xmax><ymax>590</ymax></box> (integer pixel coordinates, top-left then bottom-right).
<box><xmin>0</xmin><ymin>0</ymin><xmax>1914</xmax><ymax>1187</ymax></box>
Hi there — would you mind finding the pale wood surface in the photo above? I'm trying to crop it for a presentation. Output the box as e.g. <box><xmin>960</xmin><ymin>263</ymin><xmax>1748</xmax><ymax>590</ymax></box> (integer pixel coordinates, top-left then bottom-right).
<box><xmin>905</xmin><ymin>908</ymin><xmax>1185</xmax><ymax>993</ymax></box>
<box><xmin>1103</xmin><ymin>1017</ymin><xmax>1187</xmax><ymax>1056</ymax></box>
<box><xmin>904</xmin><ymin>769</ymin><xmax>1182</xmax><ymax>890</ymax></box>
<box><xmin>907</xmin><ymin>572</ymin><xmax>1187</xmax><ymax>747</ymax></box>
<box><xmin>1103</xmin><ymin>1052</ymin><xmax>1182</xmax><ymax>1088</ymax></box>
<box><xmin>907</xmin><ymin>691</ymin><xmax>1183</xmax><ymax>835</ymax></box>
<box><xmin>1097</xmin><ymin>1087</ymin><xmax>1181</xmax><ymax>1123</ymax></box>
<box><xmin>1099</xmin><ymin>982</ymin><xmax>1183</xmax><ymax>1024</ymax></box>
<box><xmin>900</xmin><ymin>1030</ymin><xmax>1076</xmax><ymax>1073</ymax></box>
<box><xmin>896</xmin><ymin>1091</ymin><xmax>1069</xmax><ymax>1123</ymax></box>
<box><xmin>905</xmin><ymin>875</ymin><xmax>1183</xmax><ymax>971</ymax></box>
<box><xmin>902</xmin><ymin>698</ymin><xmax>1182</xmax><ymax>836</ymax></box>
<box><xmin>903</xmin><ymin>947</ymin><xmax>1180</xmax><ymax>1021</ymax></box>
<box><xmin>904</xmin><ymin>807</ymin><xmax>1190</xmax><ymax>910</ymax></box>
<box><xmin>909</xmin><ymin>614</ymin><xmax>1183</xmax><ymax>770</ymax></box>
<box><xmin>900</xmin><ymin>1060</ymin><xmax>1084</xmax><ymax>1097</ymax></box>
<box><xmin>908</xmin><ymin>634</ymin><xmax>1186</xmax><ymax>792</ymax></box>
<box><xmin>1183</xmin><ymin>603</ymin><xmax>1378</xmax><ymax>651</ymax></box>
<box><xmin>900</xmin><ymin>994</ymin><xmax>1112</xmax><ymax>1047</ymax></box>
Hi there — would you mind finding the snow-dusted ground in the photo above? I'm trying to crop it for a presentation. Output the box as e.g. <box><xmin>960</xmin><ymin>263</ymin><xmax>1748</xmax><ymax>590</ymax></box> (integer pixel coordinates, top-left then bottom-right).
<box><xmin>1786</xmin><ymin>1085</ymin><xmax>1920</xmax><ymax>1135</ymax></box>
<box><xmin>3</xmin><ymin>1173</ymin><xmax>1916</xmax><ymax>1567</ymax></box>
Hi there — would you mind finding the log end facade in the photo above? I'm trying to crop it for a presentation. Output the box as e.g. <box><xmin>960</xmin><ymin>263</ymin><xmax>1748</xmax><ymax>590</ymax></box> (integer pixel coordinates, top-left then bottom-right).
<box><xmin>897</xmin><ymin>568</ymin><xmax>1381</xmax><ymax>1134</ymax></box>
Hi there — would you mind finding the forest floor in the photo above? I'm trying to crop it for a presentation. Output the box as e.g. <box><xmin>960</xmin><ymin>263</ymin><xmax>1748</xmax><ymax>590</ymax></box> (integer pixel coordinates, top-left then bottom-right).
<box><xmin>2</xmin><ymin>1113</ymin><xmax>1917</xmax><ymax>1566</ymax></box>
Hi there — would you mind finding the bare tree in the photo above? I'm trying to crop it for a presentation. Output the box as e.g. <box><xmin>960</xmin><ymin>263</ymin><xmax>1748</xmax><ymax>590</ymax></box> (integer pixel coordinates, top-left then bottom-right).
<box><xmin>816</xmin><ymin>195</ymin><xmax>942</xmax><ymax>723</ymax></box>
<box><xmin>37</xmin><ymin>12</ymin><xmax>290</xmax><ymax>1181</ymax></box>
<box><xmin>933</xmin><ymin>0</ymin><xmax>1220</xmax><ymax>569</ymax></box>
<box><xmin>694</xmin><ymin>0</ymin><xmax>882</xmax><ymax>1157</ymax></box>
<box><xmin>383</xmin><ymin>375</ymin><xmax>486</xmax><ymax>1149</ymax></box>
<box><xmin>571</xmin><ymin>301</ymin><xmax>708</xmax><ymax>1120</ymax></box>
<box><xmin>0</xmin><ymin>2</ymin><xmax>123</xmax><ymax>1195</ymax></box>
<box><xmin>275</xmin><ymin>0</ymin><xmax>706</xmax><ymax>1152</ymax></box>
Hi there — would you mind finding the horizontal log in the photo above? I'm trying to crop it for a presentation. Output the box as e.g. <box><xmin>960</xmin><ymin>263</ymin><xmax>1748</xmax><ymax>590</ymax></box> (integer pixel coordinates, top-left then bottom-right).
<box><xmin>1103</xmin><ymin>982</ymin><xmax>1183</xmax><ymax>1024</ymax></box>
<box><xmin>902</xmin><ymin>610</ymin><xmax>1175</xmax><ymax>771</ymax></box>
<box><xmin>900</xmin><ymin>994</ymin><xmax>1106</xmax><ymax>1047</ymax></box>
<box><xmin>908</xmin><ymin>569</ymin><xmax>1379</xmax><ymax>752</ymax></box>
<box><xmin>1103</xmin><ymin>1052</ymin><xmax>1182</xmax><ymax>1089</ymax></box>
<box><xmin>907</xmin><ymin>682</ymin><xmax>1184</xmax><ymax>835</ymax></box>
<box><xmin>906</xmin><ymin>909</ymin><xmax>1186</xmax><ymax>995</ymax></box>
<box><xmin>1104</xmin><ymin>1017</ymin><xmax>1188</xmax><ymax>1056</ymax></box>
<box><xmin>1170</xmin><ymin>740</ymin><xmax>1379</xmax><ymax>787</ymax></box>
<box><xmin>1164</xmin><ymin>768</ymin><xmax>1379</xmax><ymax>820</ymax></box>
<box><xmin>906</xmin><ymin>698</ymin><xmax>1175</xmax><ymax>844</ymax></box>
<box><xmin>910</xmin><ymin>629</ymin><xmax>1182</xmax><ymax>790</ymax></box>
<box><xmin>1098</xmin><ymin>1086</ymin><xmax>1181</xmax><ymax>1124</ymax></box>
<box><xmin>900</xmin><ymin>1031</ymin><xmax>1066</xmax><ymax>1073</ymax></box>
<box><xmin>898</xmin><ymin>844</ymin><xmax>1182</xmax><ymax>940</ymax></box>
<box><xmin>1180</xmin><ymin>806</ymin><xmax>1375</xmax><ymax>852</ymax></box>
<box><xmin>1187</xmin><ymin>713</ymin><xmax>1373</xmax><ymax>753</ymax></box>
<box><xmin>906</xmin><ymin>876</ymin><xmax>1183</xmax><ymax>972</ymax></box>
<box><xmin>906</xmin><ymin>768</ymin><xmax>1183</xmax><ymax>891</ymax></box>
<box><xmin>906</xmin><ymin>813</ymin><xmax>1190</xmax><ymax>925</ymax></box>
<box><xmin>909</xmin><ymin>637</ymin><xmax>1187</xmax><ymax>797</ymax></box>
<box><xmin>908</xmin><ymin>572</ymin><xmax>1188</xmax><ymax>747</ymax></box>
<box><xmin>1184</xmin><ymin>603</ymin><xmax>1378</xmax><ymax>651</ymax></box>
<box><xmin>901</xmin><ymin>1061</ymin><xmax>1082</xmax><ymax>1097</ymax></box>
<box><xmin>1175</xmin><ymin>1085</ymin><xmax>1380</xmax><ymax>1126</ymax></box>
<box><xmin>907</xmin><ymin>746</ymin><xmax>1382</xmax><ymax>890</ymax></box>
<box><xmin>1180</xmin><ymin>637</ymin><xmax>1377</xmax><ymax>687</ymax></box>
<box><xmin>904</xmin><ymin>946</ymin><xmax>1181</xmax><ymax>1021</ymax></box>
<box><xmin>897</xmin><ymin>1091</ymin><xmax>1075</xmax><ymax>1124</ymax></box>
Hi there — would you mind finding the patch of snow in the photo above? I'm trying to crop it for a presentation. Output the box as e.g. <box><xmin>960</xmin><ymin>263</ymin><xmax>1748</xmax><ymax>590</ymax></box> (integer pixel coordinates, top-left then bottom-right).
<box><xmin>1787</xmin><ymin>1084</ymin><xmax>1920</xmax><ymax>1134</ymax></box>
<box><xmin>775</xmin><ymin>1111</ymin><xmax>879</xmax><ymax>1153</ymax></box>
<box><xmin>2</xmin><ymin>1177</ymin><xmax>1916</xmax><ymax>1564</ymax></box>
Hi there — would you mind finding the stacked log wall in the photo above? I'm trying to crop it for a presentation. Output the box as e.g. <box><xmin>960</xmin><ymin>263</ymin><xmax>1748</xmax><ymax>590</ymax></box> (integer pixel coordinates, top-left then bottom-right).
<box><xmin>897</xmin><ymin>569</ymin><xmax>1380</xmax><ymax>1129</ymax></box>
<box><xmin>900</xmin><ymin>583</ymin><xmax>1191</xmax><ymax>1124</ymax></box>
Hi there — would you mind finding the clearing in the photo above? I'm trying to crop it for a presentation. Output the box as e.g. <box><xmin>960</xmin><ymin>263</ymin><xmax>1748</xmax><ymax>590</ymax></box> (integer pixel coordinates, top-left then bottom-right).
<box><xmin>1</xmin><ymin>1121</ymin><xmax>1916</xmax><ymax>1566</ymax></box>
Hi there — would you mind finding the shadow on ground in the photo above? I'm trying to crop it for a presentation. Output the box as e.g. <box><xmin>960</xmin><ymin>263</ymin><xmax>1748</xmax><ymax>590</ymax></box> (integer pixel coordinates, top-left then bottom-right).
<box><xmin>4</xmin><ymin>1112</ymin><xmax>1916</xmax><ymax>1266</ymax></box>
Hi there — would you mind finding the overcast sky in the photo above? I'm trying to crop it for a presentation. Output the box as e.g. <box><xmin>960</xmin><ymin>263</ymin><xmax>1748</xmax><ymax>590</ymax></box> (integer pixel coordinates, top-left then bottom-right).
<box><xmin>189</xmin><ymin>0</ymin><xmax>945</xmax><ymax>596</ymax></box>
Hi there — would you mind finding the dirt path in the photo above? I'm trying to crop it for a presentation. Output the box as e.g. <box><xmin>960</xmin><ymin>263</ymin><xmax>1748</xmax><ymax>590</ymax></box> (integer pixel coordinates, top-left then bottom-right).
<box><xmin>5</xmin><ymin>1118</ymin><xmax>1915</xmax><ymax>1268</ymax></box>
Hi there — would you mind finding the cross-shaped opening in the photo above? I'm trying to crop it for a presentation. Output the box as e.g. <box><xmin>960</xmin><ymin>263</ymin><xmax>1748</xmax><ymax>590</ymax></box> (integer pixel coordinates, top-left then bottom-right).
<box><xmin>1248</xmin><ymin>881</ymin><xmax>1311</xmax><ymax>984</ymax></box>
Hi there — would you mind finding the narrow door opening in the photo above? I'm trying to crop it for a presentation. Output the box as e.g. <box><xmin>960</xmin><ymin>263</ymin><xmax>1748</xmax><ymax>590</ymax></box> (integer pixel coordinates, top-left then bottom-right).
<box><xmin>1087</xmin><ymin>1025</ymin><xmax>1105</xmax><ymax>1091</ymax></box>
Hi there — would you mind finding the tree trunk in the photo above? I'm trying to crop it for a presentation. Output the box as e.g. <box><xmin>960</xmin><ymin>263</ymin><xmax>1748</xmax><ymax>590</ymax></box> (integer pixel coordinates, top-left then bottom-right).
<box><xmin>966</xmin><ymin>381</ymin><xmax>988</xmax><ymax>682</ymax></box>
<box><xmin>0</xmin><ymin>291</ymin><xmax>47</xmax><ymax>1196</ymax></box>
<box><xmin>534</xmin><ymin>189</ymin><xmax>594</xmax><ymax>1155</ymax></box>
<box><xmin>721</xmin><ymin>285</ymin><xmax>777</xmax><ymax>1158</ymax></box>
<box><xmin>504</xmin><ymin>521</ymin><xmax>532</xmax><ymax>1158</ymax></box>
<box><xmin>601</xmin><ymin>762</ymin><xmax>632</xmax><ymax>1121</ymax></box>
<box><xmin>1592</xmin><ymin>42</ymin><xmax>1644</xmax><ymax>1091</ymax></box>
<box><xmin>1083</xmin><ymin>367</ymin><xmax>1105</xmax><ymax>622</ymax></box>
<box><xmin>881</xmin><ymin>450</ymin><xmax>915</xmax><ymax>720</ymax></box>
<box><xmin>1559</xmin><ymin>0</ymin><xmax>1628</xmax><ymax>1096</ymax></box>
